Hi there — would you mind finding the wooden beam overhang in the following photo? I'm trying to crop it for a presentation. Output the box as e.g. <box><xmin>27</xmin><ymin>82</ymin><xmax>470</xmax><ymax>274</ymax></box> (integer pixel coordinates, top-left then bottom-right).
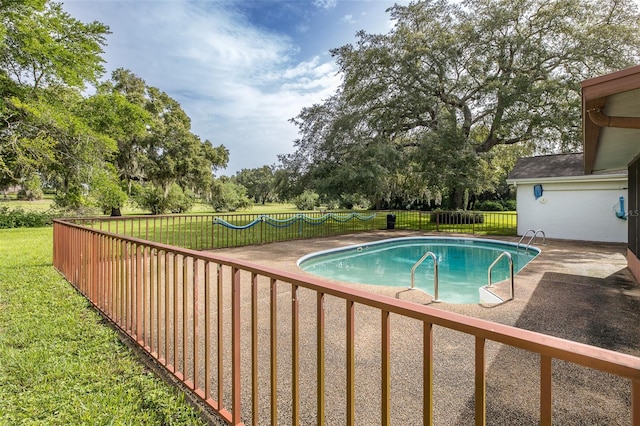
<box><xmin>582</xmin><ymin>65</ymin><xmax>640</xmax><ymax>174</ymax></box>
<box><xmin>586</xmin><ymin>108</ymin><xmax>640</xmax><ymax>129</ymax></box>
<box><xmin>582</xmin><ymin>97</ymin><xmax>605</xmax><ymax>175</ymax></box>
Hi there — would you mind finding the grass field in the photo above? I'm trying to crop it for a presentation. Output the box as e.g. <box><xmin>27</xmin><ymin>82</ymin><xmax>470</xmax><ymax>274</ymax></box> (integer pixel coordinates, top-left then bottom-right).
<box><xmin>0</xmin><ymin>227</ymin><xmax>207</xmax><ymax>425</ymax></box>
<box><xmin>0</xmin><ymin>194</ymin><xmax>300</xmax><ymax>215</ymax></box>
<box><xmin>0</xmin><ymin>194</ymin><xmax>55</xmax><ymax>212</ymax></box>
<box><xmin>80</xmin><ymin>210</ymin><xmax>516</xmax><ymax>250</ymax></box>
<box><xmin>0</xmin><ymin>206</ymin><xmax>517</xmax><ymax>423</ymax></box>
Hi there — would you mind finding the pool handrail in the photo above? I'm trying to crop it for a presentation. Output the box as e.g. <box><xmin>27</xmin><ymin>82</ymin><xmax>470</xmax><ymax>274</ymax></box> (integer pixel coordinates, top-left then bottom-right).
<box><xmin>410</xmin><ymin>251</ymin><xmax>440</xmax><ymax>303</ymax></box>
<box><xmin>517</xmin><ymin>229</ymin><xmax>546</xmax><ymax>251</ymax></box>
<box><xmin>516</xmin><ymin>229</ymin><xmax>536</xmax><ymax>249</ymax></box>
<box><xmin>528</xmin><ymin>229</ymin><xmax>546</xmax><ymax>249</ymax></box>
<box><xmin>488</xmin><ymin>251</ymin><xmax>515</xmax><ymax>301</ymax></box>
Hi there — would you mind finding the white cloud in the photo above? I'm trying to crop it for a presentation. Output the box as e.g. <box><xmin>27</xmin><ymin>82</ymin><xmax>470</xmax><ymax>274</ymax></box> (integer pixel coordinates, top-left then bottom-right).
<box><xmin>313</xmin><ymin>0</ymin><xmax>338</xmax><ymax>10</ymax></box>
<box><xmin>341</xmin><ymin>14</ymin><xmax>357</xmax><ymax>24</ymax></box>
<box><xmin>296</xmin><ymin>23</ymin><xmax>311</xmax><ymax>34</ymax></box>
<box><xmin>63</xmin><ymin>0</ymin><xmax>343</xmax><ymax>174</ymax></box>
<box><xmin>282</xmin><ymin>57</ymin><xmax>334</xmax><ymax>79</ymax></box>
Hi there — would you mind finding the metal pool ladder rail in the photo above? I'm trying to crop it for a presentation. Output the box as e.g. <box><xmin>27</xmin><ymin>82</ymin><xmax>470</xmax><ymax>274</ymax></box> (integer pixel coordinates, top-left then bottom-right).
<box><xmin>410</xmin><ymin>251</ymin><xmax>440</xmax><ymax>303</ymax></box>
<box><xmin>517</xmin><ymin>229</ymin><xmax>546</xmax><ymax>251</ymax></box>
<box><xmin>487</xmin><ymin>251</ymin><xmax>515</xmax><ymax>301</ymax></box>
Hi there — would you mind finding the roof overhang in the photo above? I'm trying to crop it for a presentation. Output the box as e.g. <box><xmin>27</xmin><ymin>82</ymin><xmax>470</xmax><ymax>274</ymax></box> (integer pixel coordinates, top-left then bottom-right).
<box><xmin>506</xmin><ymin>172</ymin><xmax>627</xmax><ymax>187</ymax></box>
<box><xmin>582</xmin><ymin>65</ymin><xmax>640</xmax><ymax>174</ymax></box>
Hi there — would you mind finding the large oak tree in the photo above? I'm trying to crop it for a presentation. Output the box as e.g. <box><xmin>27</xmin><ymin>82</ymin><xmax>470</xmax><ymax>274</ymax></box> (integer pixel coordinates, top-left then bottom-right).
<box><xmin>1</xmin><ymin>3</ymin><xmax>229</xmax><ymax>214</ymax></box>
<box><xmin>286</xmin><ymin>0</ymin><xmax>640</xmax><ymax>208</ymax></box>
<box><xmin>106</xmin><ymin>69</ymin><xmax>229</xmax><ymax>201</ymax></box>
<box><xmin>0</xmin><ymin>0</ymin><xmax>109</xmax><ymax>202</ymax></box>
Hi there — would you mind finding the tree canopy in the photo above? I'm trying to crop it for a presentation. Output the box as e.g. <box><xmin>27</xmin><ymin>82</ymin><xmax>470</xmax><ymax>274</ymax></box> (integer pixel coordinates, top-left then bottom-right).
<box><xmin>283</xmin><ymin>0</ymin><xmax>640</xmax><ymax>209</ymax></box>
<box><xmin>1</xmin><ymin>1</ymin><xmax>229</xmax><ymax>214</ymax></box>
<box><xmin>1</xmin><ymin>0</ymin><xmax>111</xmax><ymax>205</ymax></box>
<box><xmin>234</xmin><ymin>165</ymin><xmax>276</xmax><ymax>205</ymax></box>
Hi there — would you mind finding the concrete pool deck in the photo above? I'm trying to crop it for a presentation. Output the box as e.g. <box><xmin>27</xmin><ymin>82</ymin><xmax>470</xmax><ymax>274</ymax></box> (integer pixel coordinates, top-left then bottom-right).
<box><xmin>212</xmin><ymin>230</ymin><xmax>640</xmax><ymax>424</ymax></box>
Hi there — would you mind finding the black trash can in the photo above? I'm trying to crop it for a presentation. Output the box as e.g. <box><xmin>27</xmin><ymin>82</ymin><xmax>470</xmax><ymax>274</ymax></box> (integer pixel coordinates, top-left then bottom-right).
<box><xmin>386</xmin><ymin>214</ymin><xmax>396</xmax><ymax>230</ymax></box>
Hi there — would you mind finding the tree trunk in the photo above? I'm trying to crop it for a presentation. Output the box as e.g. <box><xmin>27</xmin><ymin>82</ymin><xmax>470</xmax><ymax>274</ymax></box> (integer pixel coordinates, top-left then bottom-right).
<box><xmin>452</xmin><ymin>187</ymin><xmax>466</xmax><ymax>210</ymax></box>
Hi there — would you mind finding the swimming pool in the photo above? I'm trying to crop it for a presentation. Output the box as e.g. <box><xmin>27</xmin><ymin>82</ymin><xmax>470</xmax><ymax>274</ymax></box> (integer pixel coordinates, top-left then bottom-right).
<box><xmin>297</xmin><ymin>237</ymin><xmax>540</xmax><ymax>304</ymax></box>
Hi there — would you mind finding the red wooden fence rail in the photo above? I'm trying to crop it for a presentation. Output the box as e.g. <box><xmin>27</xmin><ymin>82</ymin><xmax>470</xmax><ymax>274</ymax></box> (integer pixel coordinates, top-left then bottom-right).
<box><xmin>53</xmin><ymin>219</ymin><xmax>639</xmax><ymax>425</ymax></box>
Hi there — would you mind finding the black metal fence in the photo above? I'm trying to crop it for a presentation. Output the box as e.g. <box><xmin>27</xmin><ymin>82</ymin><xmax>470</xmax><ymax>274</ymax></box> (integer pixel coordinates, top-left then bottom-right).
<box><xmin>66</xmin><ymin>210</ymin><xmax>516</xmax><ymax>250</ymax></box>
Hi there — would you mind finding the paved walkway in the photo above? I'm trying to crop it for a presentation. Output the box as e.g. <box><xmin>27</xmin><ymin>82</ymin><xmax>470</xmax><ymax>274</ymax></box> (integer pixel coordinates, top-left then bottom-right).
<box><xmin>214</xmin><ymin>231</ymin><xmax>640</xmax><ymax>425</ymax></box>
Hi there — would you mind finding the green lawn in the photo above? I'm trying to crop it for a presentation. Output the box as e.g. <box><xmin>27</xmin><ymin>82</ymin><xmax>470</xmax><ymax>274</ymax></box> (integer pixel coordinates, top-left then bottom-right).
<box><xmin>122</xmin><ymin>201</ymin><xmax>302</xmax><ymax>216</ymax></box>
<box><xmin>0</xmin><ymin>194</ymin><xmax>55</xmax><ymax>212</ymax></box>
<box><xmin>0</xmin><ymin>227</ymin><xmax>207</xmax><ymax>425</ymax></box>
<box><xmin>0</xmin><ymin>209</ymin><xmax>516</xmax><ymax>423</ymax></box>
<box><xmin>0</xmin><ymin>195</ymin><xmax>301</xmax><ymax>216</ymax></box>
<box><xmin>79</xmin><ymin>209</ymin><xmax>515</xmax><ymax>250</ymax></box>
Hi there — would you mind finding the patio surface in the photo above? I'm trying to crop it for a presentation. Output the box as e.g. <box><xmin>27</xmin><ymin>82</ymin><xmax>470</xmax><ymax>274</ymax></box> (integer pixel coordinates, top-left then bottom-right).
<box><xmin>213</xmin><ymin>230</ymin><xmax>640</xmax><ymax>425</ymax></box>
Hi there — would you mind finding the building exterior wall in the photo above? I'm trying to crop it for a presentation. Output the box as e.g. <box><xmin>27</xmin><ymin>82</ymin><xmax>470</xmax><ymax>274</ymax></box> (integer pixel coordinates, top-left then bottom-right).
<box><xmin>515</xmin><ymin>179</ymin><xmax>628</xmax><ymax>242</ymax></box>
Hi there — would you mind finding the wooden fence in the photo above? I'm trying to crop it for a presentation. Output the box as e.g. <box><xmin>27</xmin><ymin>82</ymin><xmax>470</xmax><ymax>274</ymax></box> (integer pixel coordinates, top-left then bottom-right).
<box><xmin>52</xmin><ymin>218</ymin><xmax>640</xmax><ymax>425</ymax></box>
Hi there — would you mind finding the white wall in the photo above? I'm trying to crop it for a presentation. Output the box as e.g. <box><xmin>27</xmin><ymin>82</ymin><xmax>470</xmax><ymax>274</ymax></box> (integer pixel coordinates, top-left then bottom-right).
<box><xmin>515</xmin><ymin>179</ymin><xmax>628</xmax><ymax>243</ymax></box>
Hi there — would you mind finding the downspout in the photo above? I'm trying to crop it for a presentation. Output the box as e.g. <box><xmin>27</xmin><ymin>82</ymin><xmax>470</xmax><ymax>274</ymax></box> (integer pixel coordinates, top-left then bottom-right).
<box><xmin>587</xmin><ymin>108</ymin><xmax>640</xmax><ymax>129</ymax></box>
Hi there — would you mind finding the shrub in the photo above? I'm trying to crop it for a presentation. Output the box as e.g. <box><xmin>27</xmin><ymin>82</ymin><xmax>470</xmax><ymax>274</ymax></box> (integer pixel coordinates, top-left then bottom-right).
<box><xmin>91</xmin><ymin>178</ymin><xmax>128</xmax><ymax>216</ymax></box>
<box><xmin>132</xmin><ymin>184</ymin><xmax>196</xmax><ymax>215</ymax></box>
<box><xmin>17</xmin><ymin>175</ymin><xmax>44</xmax><ymax>201</ymax></box>
<box><xmin>166</xmin><ymin>184</ymin><xmax>195</xmax><ymax>213</ymax></box>
<box><xmin>0</xmin><ymin>206</ymin><xmax>54</xmax><ymax>228</ymax></box>
<box><xmin>339</xmin><ymin>193</ymin><xmax>372</xmax><ymax>210</ymax></box>
<box><xmin>209</xmin><ymin>179</ymin><xmax>252</xmax><ymax>212</ymax></box>
<box><xmin>135</xmin><ymin>185</ymin><xmax>166</xmax><ymax>215</ymax></box>
<box><xmin>293</xmin><ymin>190</ymin><xmax>319</xmax><ymax>210</ymax></box>
<box><xmin>474</xmin><ymin>199</ymin><xmax>516</xmax><ymax>211</ymax></box>
<box><xmin>325</xmin><ymin>200</ymin><xmax>340</xmax><ymax>210</ymax></box>
<box><xmin>430</xmin><ymin>210</ymin><xmax>484</xmax><ymax>224</ymax></box>
<box><xmin>475</xmin><ymin>200</ymin><xmax>504</xmax><ymax>211</ymax></box>
<box><xmin>501</xmin><ymin>199</ymin><xmax>516</xmax><ymax>211</ymax></box>
<box><xmin>54</xmin><ymin>185</ymin><xmax>87</xmax><ymax>210</ymax></box>
<box><xmin>90</xmin><ymin>167</ymin><xmax>128</xmax><ymax>216</ymax></box>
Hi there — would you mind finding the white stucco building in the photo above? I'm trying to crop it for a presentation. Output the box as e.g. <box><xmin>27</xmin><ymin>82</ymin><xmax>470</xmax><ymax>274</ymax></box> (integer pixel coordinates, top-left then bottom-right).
<box><xmin>507</xmin><ymin>153</ymin><xmax>628</xmax><ymax>243</ymax></box>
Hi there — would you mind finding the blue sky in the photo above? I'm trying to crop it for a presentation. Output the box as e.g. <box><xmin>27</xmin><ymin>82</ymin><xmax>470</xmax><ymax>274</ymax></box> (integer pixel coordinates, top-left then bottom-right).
<box><xmin>62</xmin><ymin>0</ymin><xmax>405</xmax><ymax>175</ymax></box>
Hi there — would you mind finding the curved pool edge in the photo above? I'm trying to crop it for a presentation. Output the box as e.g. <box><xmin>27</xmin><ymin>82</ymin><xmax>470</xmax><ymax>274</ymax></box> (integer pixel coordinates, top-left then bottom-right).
<box><xmin>297</xmin><ymin>236</ymin><xmax>542</xmax><ymax>267</ymax></box>
<box><xmin>297</xmin><ymin>236</ymin><xmax>542</xmax><ymax>304</ymax></box>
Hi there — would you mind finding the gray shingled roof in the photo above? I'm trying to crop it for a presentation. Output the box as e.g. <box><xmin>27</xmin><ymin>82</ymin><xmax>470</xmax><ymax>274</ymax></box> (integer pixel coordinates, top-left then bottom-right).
<box><xmin>507</xmin><ymin>153</ymin><xmax>585</xmax><ymax>180</ymax></box>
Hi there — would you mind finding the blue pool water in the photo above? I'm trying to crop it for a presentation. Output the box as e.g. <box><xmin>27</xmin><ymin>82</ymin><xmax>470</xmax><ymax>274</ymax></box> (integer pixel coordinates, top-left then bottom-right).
<box><xmin>298</xmin><ymin>237</ymin><xmax>540</xmax><ymax>304</ymax></box>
